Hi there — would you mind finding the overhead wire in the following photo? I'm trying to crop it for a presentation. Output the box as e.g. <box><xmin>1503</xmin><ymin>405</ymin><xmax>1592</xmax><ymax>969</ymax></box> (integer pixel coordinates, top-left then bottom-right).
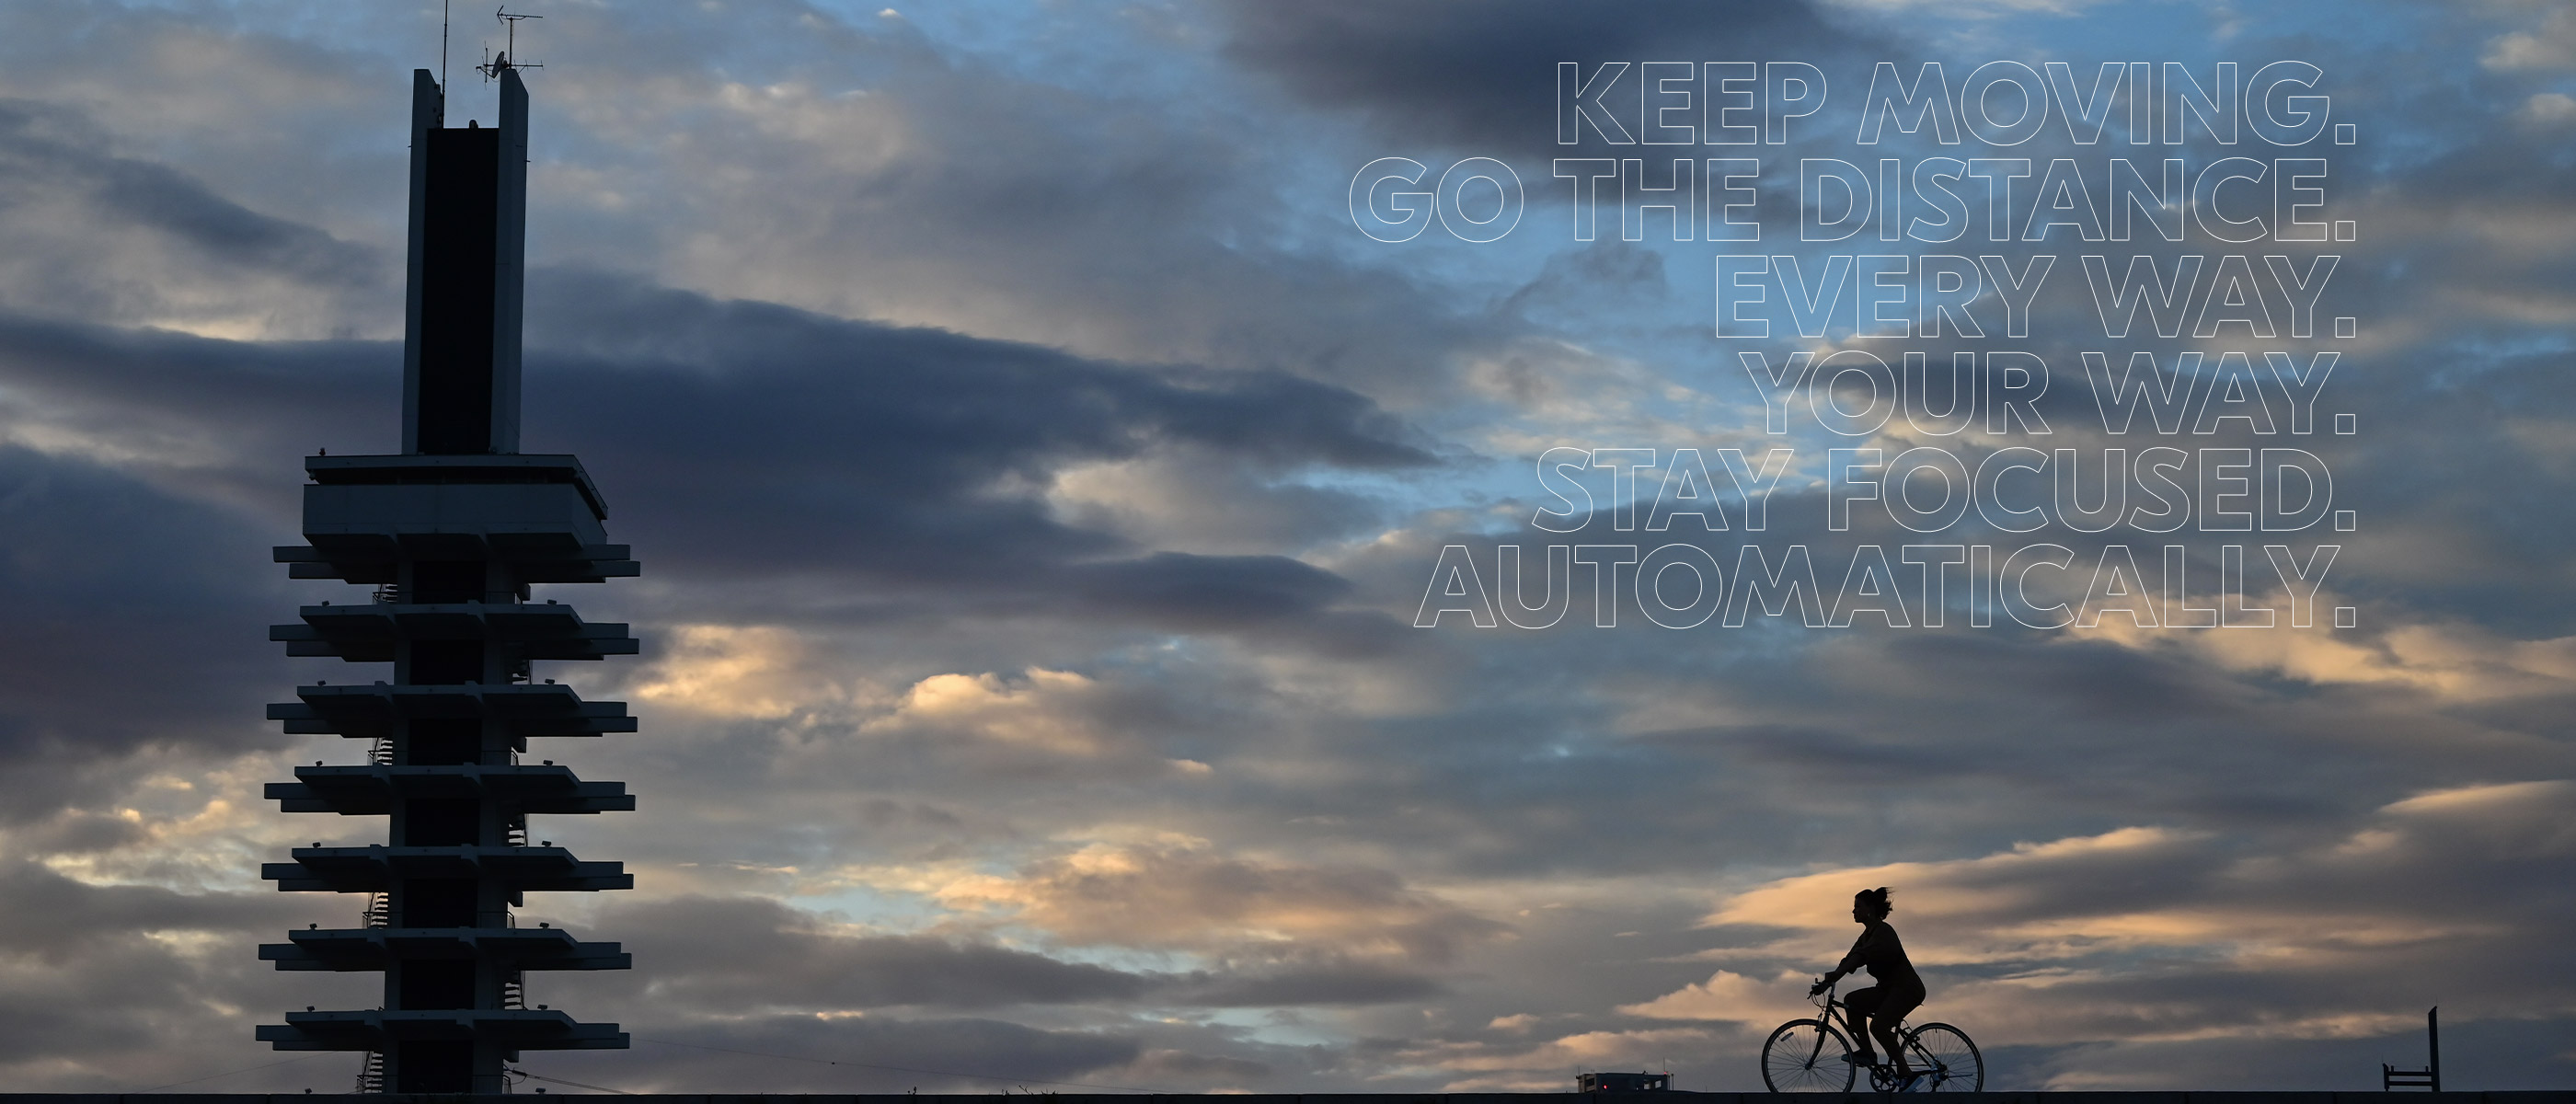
<box><xmin>512</xmin><ymin>1068</ymin><xmax>639</xmax><ymax>1095</ymax></box>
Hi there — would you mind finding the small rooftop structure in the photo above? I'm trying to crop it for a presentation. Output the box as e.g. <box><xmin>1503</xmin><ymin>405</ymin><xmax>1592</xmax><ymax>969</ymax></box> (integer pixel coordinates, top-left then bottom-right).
<box><xmin>1577</xmin><ymin>1071</ymin><xmax>1671</xmax><ymax>1093</ymax></box>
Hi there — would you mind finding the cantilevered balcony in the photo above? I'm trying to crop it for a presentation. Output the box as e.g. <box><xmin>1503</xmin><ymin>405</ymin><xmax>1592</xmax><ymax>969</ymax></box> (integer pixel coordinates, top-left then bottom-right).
<box><xmin>268</xmin><ymin>682</ymin><xmax>635</xmax><ymax>742</ymax></box>
<box><xmin>272</xmin><ymin>602</ymin><xmax>639</xmax><ymax>661</ymax></box>
<box><xmin>262</xmin><ymin>926</ymin><xmax>629</xmax><ymax>972</ymax></box>
<box><xmin>268</xmin><ymin>764</ymin><xmax>633</xmax><ymax>816</ymax></box>
<box><xmin>263</xmin><ymin>845</ymin><xmax>632</xmax><ymax>895</ymax></box>
<box><xmin>258</xmin><ymin>1008</ymin><xmax>627</xmax><ymax>1052</ymax></box>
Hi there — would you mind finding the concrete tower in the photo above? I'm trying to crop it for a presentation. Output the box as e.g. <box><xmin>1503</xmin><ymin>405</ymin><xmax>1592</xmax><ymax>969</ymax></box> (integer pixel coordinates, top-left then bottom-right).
<box><xmin>257</xmin><ymin>66</ymin><xmax>641</xmax><ymax>1094</ymax></box>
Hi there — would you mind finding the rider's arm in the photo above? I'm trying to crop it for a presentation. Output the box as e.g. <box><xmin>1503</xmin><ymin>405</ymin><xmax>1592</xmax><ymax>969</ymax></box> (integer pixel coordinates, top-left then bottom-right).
<box><xmin>1820</xmin><ymin>929</ymin><xmax>1873</xmax><ymax>984</ymax></box>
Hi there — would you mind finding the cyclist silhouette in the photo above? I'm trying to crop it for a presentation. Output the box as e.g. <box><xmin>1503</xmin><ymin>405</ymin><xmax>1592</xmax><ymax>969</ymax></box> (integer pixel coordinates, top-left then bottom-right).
<box><xmin>1810</xmin><ymin>887</ymin><xmax>1924</xmax><ymax>1081</ymax></box>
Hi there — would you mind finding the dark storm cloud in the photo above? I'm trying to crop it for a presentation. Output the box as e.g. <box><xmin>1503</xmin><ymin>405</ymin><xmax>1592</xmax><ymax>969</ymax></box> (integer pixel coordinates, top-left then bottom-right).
<box><xmin>602</xmin><ymin>895</ymin><xmax>1150</xmax><ymax>1011</ymax></box>
<box><xmin>577</xmin><ymin>895</ymin><xmax>1450</xmax><ymax>1013</ymax></box>
<box><xmin>0</xmin><ymin>859</ymin><xmax>329</xmax><ymax>1078</ymax></box>
<box><xmin>1220</xmin><ymin>0</ymin><xmax>1879</xmax><ymax>152</ymax></box>
<box><xmin>520</xmin><ymin>269</ymin><xmax>1429</xmax><ymax>639</ymax></box>
<box><xmin>1639</xmin><ymin>721</ymin><xmax>1984</xmax><ymax>786</ymax></box>
<box><xmin>0</xmin><ymin>102</ymin><xmax>377</xmax><ymax>290</ymax></box>
<box><xmin>0</xmin><ymin>443</ymin><xmax>293</xmax><ymax>811</ymax></box>
<box><xmin>0</xmin><ymin>91</ymin><xmax>395</xmax><ymax>336</ymax></box>
<box><xmin>1161</xmin><ymin>957</ymin><xmax>1445</xmax><ymax>1006</ymax></box>
<box><xmin>0</xmin><ymin>316</ymin><xmax>383</xmax><ymax>816</ymax></box>
<box><xmin>0</xmin><ymin>311</ymin><xmax>390</xmax><ymax>485</ymax></box>
<box><xmin>525</xmin><ymin>268</ymin><xmax>1431</xmax><ymax>473</ymax></box>
<box><xmin>1065</xmin><ymin>551</ymin><xmax>1349</xmax><ymax>627</ymax></box>
<box><xmin>0</xmin><ymin>859</ymin><xmax>285</xmax><ymax>957</ymax></box>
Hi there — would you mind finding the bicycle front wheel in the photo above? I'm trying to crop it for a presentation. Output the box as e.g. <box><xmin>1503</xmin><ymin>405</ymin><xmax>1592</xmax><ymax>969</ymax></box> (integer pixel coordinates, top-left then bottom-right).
<box><xmin>1903</xmin><ymin>1022</ymin><xmax>1983</xmax><ymax>1091</ymax></box>
<box><xmin>1760</xmin><ymin>1018</ymin><xmax>1857</xmax><ymax>1092</ymax></box>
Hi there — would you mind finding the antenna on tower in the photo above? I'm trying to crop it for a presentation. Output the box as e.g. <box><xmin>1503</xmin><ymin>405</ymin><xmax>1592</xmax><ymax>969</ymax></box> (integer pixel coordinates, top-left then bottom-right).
<box><xmin>439</xmin><ymin>0</ymin><xmax>452</xmax><ymax>121</ymax></box>
<box><xmin>476</xmin><ymin>6</ymin><xmax>544</xmax><ymax>81</ymax></box>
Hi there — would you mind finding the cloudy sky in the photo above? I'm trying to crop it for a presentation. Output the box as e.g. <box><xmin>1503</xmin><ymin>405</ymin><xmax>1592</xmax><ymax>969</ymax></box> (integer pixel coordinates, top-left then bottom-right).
<box><xmin>0</xmin><ymin>0</ymin><xmax>2571</xmax><ymax>1094</ymax></box>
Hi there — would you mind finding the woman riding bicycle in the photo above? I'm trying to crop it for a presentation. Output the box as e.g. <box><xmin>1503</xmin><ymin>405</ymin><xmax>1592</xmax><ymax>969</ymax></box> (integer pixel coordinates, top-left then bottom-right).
<box><xmin>1811</xmin><ymin>887</ymin><xmax>1924</xmax><ymax>1082</ymax></box>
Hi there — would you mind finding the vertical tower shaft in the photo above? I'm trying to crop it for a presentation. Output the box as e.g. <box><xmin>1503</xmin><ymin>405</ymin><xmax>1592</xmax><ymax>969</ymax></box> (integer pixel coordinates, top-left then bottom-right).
<box><xmin>259</xmin><ymin>67</ymin><xmax>640</xmax><ymax>1095</ymax></box>
<box><xmin>406</xmin><ymin>68</ymin><xmax>524</xmax><ymax>455</ymax></box>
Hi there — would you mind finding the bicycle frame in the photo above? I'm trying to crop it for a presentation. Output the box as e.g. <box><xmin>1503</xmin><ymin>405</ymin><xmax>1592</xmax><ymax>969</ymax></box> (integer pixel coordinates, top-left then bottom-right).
<box><xmin>1808</xmin><ymin>979</ymin><xmax>1869</xmax><ymax>1046</ymax></box>
<box><xmin>1808</xmin><ymin>979</ymin><xmax>1945</xmax><ymax>1090</ymax></box>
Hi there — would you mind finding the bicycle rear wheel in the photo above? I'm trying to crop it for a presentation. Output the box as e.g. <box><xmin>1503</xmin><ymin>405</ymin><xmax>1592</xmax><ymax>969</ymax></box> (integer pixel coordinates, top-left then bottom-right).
<box><xmin>1760</xmin><ymin>1018</ymin><xmax>1857</xmax><ymax>1092</ymax></box>
<box><xmin>1903</xmin><ymin>1022</ymin><xmax>1983</xmax><ymax>1091</ymax></box>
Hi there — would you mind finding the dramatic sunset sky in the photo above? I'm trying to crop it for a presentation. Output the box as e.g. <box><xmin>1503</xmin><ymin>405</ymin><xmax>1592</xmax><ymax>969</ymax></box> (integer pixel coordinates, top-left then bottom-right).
<box><xmin>0</xmin><ymin>0</ymin><xmax>2570</xmax><ymax>1093</ymax></box>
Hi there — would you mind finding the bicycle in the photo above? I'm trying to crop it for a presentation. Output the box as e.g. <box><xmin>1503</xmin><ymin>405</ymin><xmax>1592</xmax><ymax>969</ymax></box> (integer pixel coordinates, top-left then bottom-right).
<box><xmin>1760</xmin><ymin>978</ymin><xmax>1983</xmax><ymax>1092</ymax></box>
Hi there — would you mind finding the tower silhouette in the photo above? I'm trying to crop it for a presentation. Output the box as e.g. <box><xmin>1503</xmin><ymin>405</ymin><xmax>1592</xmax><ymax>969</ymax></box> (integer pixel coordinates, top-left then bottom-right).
<box><xmin>256</xmin><ymin>66</ymin><xmax>641</xmax><ymax>1094</ymax></box>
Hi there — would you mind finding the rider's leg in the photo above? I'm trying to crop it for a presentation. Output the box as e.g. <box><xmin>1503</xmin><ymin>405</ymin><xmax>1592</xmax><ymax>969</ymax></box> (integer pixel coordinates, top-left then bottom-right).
<box><xmin>1869</xmin><ymin>1015</ymin><xmax>1909</xmax><ymax>1076</ymax></box>
<box><xmin>1842</xmin><ymin>987</ymin><xmax>1883</xmax><ymax>1063</ymax></box>
<box><xmin>1875</xmin><ymin>989</ymin><xmax>1925</xmax><ymax>1077</ymax></box>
